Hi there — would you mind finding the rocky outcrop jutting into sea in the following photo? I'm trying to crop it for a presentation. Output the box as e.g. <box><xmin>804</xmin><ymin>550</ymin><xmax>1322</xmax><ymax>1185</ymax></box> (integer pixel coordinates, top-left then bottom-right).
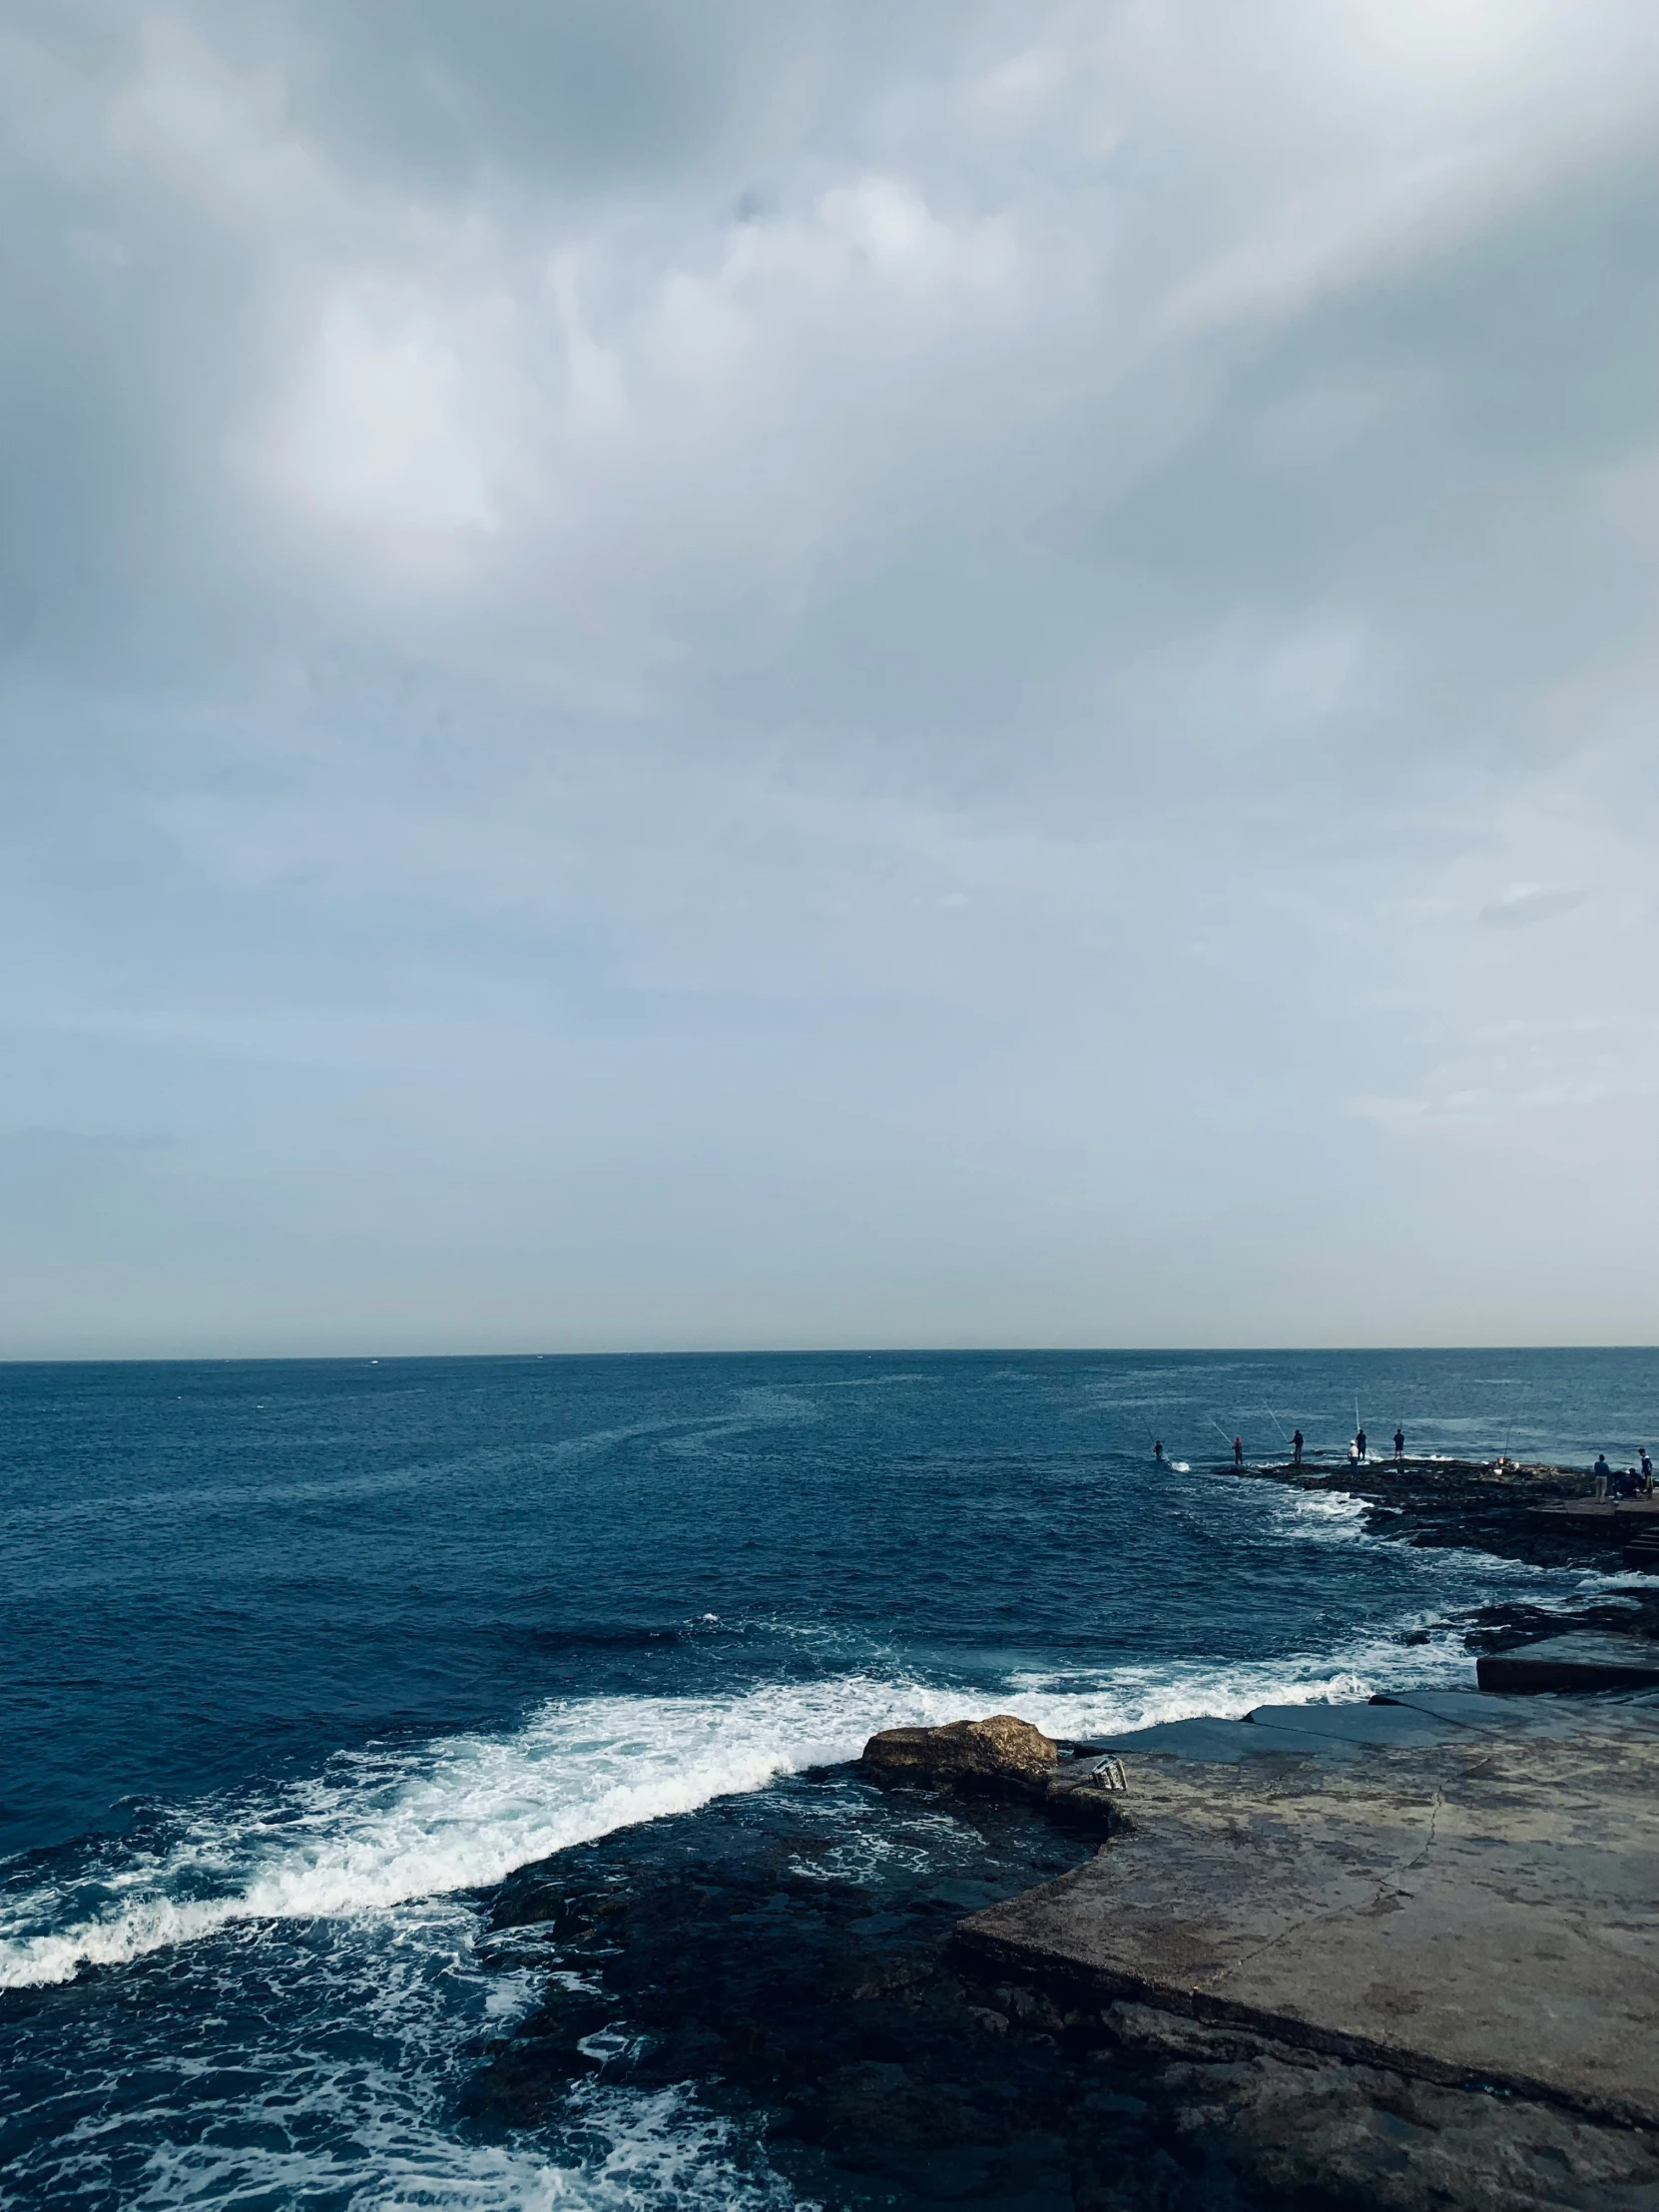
<box><xmin>859</xmin><ymin>1713</ymin><xmax>1059</xmax><ymax>1794</ymax></box>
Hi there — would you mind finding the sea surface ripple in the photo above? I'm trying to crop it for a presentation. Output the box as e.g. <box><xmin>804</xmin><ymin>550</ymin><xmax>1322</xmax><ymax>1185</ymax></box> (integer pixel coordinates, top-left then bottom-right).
<box><xmin>1</xmin><ymin>1349</ymin><xmax>1651</xmax><ymax>2205</ymax></box>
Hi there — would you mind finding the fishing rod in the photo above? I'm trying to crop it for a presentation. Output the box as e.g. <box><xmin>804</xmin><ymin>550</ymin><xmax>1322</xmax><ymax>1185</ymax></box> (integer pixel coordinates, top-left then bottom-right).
<box><xmin>1209</xmin><ymin>1417</ymin><xmax>1238</xmax><ymax>1456</ymax></box>
<box><xmin>1263</xmin><ymin>1405</ymin><xmax>1289</xmax><ymax>1442</ymax></box>
<box><xmin>1502</xmin><ymin>1382</ymin><xmax>1522</xmax><ymax>1461</ymax></box>
<box><xmin>1137</xmin><ymin>1405</ymin><xmax>1172</xmax><ymax>1461</ymax></box>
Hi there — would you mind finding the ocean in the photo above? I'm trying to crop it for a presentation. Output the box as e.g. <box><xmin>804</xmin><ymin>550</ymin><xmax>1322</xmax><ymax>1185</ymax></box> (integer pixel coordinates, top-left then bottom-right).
<box><xmin>0</xmin><ymin>1348</ymin><xmax>1651</xmax><ymax>2208</ymax></box>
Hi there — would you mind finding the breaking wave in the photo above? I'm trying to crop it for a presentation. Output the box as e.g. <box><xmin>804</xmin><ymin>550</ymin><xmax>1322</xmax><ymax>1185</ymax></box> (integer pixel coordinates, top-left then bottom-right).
<box><xmin>1</xmin><ymin>1612</ymin><xmax>1491</xmax><ymax>1992</ymax></box>
<box><xmin>0</xmin><ymin>1675</ymin><xmax>953</xmax><ymax>1988</ymax></box>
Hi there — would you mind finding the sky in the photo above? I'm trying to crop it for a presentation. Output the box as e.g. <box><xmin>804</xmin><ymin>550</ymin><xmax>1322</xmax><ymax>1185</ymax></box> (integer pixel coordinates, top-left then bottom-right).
<box><xmin>2</xmin><ymin>0</ymin><xmax>1658</xmax><ymax>1358</ymax></box>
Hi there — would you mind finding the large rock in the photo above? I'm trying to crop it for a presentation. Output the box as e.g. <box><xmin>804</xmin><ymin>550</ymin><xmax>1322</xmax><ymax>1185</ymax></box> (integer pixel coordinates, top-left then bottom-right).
<box><xmin>1475</xmin><ymin>1631</ymin><xmax>1659</xmax><ymax>1693</ymax></box>
<box><xmin>859</xmin><ymin>1714</ymin><xmax>1058</xmax><ymax>1795</ymax></box>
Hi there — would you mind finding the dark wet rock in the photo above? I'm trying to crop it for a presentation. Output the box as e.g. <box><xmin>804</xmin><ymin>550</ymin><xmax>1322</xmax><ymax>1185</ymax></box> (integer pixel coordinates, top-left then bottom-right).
<box><xmin>469</xmin><ymin>1767</ymin><xmax>1659</xmax><ymax>2210</ymax></box>
<box><xmin>464</xmin><ymin>1774</ymin><xmax>1262</xmax><ymax>2208</ymax></box>
<box><xmin>1457</xmin><ymin>1592</ymin><xmax>1659</xmax><ymax>1655</ymax></box>
<box><xmin>1476</xmin><ymin>1631</ymin><xmax>1659</xmax><ymax>1692</ymax></box>
<box><xmin>860</xmin><ymin>1714</ymin><xmax>1059</xmax><ymax>1796</ymax></box>
<box><xmin>1092</xmin><ymin>2000</ymin><xmax>1659</xmax><ymax>2212</ymax></box>
<box><xmin>1232</xmin><ymin>1456</ymin><xmax>1632</xmax><ymax>1572</ymax></box>
<box><xmin>1228</xmin><ymin>1453</ymin><xmax>1659</xmax><ymax>1655</ymax></box>
<box><xmin>464</xmin><ymin>1751</ymin><xmax>1659</xmax><ymax>2209</ymax></box>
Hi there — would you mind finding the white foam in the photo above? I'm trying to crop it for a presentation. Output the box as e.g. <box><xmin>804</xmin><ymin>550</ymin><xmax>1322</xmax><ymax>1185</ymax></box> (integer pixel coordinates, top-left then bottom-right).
<box><xmin>0</xmin><ymin>1674</ymin><xmax>970</xmax><ymax>1989</ymax></box>
<box><xmin>0</xmin><ymin>1534</ymin><xmax>1570</xmax><ymax>1993</ymax></box>
<box><xmin>131</xmin><ymin>2077</ymin><xmax>795</xmax><ymax>2212</ymax></box>
<box><xmin>1001</xmin><ymin>1620</ymin><xmax>1481</xmax><ymax>1740</ymax></box>
<box><xmin>10</xmin><ymin>1894</ymin><xmax>794</xmax><ymax>2212</ymax></box>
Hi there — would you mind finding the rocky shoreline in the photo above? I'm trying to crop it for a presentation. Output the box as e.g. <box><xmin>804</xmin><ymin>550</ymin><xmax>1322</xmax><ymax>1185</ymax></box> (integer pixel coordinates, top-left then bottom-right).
<box><xmin>1229</xmin><ymin>1452</ymin><xmax>1624</xmax><ymax>1565</ymax></box>
<box><xmin>461</xmin><ymin>1470</ymin><xmax>1659</xmax><ymax>2210</ymax></box>
<box><xmin>463</xmin><ymin>1773</ymin><xmax>1176</xmax><ymax>2208</ymax></box>
<box><xmin>464</xmin><ymin>1704</ymin><xmax>1659</xmax><ymax>2210</ymax></box>
<box><xmin>946</xmin><ymin>1700</ymin><xmax>1659</xmax><ymax>2207</ymax></box>
<box><xmin>1232</xmin><ymin>1453</ymin><xmax>1659</xmax><ymax>1650</ymax></box>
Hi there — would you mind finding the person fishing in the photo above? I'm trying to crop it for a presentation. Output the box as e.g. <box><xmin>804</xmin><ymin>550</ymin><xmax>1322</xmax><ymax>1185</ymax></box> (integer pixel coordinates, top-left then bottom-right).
<box><xmin>1356</xmin><ymin>1426</ymin><xmax>1368</xmax><ymax>1462</ymax></box>
<box><xmin>1153</xmin><ymin>1439</ymin><xmax>1164</xmax><ymax>1464</ymax></box>
<box><xmin>1292</xmin><ymin>1429</ymin><xmax>1304</xmax><ymax>1466</ymax></box>
<box><xmin>1233</xmin><ymin>1434</ymin><xmax>1244</xmax><ymax>1467</ymax></box>
<box><xmin>1393</xmin><ymin>1426</ymin><xmax>1404</xmax><ymax>1463</ymax></box>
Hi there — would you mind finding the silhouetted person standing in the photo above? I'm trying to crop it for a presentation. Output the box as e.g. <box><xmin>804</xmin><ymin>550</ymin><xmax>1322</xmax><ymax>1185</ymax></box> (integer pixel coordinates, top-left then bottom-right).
<box><xmin>1153</xmin><ymin>1439</ymin><xmax>1164</xmax><ymax>1463</ymax></box>
<box><xmin>1393</xmin><ymin>1427</ymin><xmax>1404</xmax><ymax>1463</ymax></box>
<box><xmin>1356</xmin><ymin>1427</ymin><xmax>1368</xmax><ymax>1462</ymax></box>
<box><xmin>1233</xmin><ymin>1434</ymin><xmax>1244</xmax><ymax>1466</ymax></box>
<box><xmin>1292</xmin><ymin>1430</ymin><xmax>1304</xmax><ymax>1466</ymax></box>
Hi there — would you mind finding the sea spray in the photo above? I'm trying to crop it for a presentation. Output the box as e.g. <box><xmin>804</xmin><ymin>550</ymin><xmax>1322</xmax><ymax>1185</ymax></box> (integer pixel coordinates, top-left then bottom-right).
<box><xmin>5</xmin><ymin>1611</ymin><xmax>1487</xmax><ymax>1990</ymax></box>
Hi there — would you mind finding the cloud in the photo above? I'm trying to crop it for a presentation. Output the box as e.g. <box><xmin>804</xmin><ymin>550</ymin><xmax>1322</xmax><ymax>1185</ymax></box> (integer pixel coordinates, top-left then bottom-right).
<box><xmin>1477</xmin><ymin>885</ymin><xmax>1585</xmax><ymax>927</ymax></box>
<box><xmin>1</xmin><ymin>0</ymin><xmax>1657</xmax><ymax>1351</ymax></box>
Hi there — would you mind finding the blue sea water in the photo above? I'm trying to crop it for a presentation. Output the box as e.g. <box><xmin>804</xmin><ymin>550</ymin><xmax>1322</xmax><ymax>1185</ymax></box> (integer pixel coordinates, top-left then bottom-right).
<box><xmin>0</xmin><ymin>1347</ymin><xmax>1653</xmax><ymax>2207</ymax></box>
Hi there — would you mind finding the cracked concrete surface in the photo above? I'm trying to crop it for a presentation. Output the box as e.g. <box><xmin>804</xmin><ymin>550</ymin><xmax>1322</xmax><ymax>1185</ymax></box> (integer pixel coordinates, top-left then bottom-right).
<box><xmin>957</xmin><ymin>1702</ymin><xmax>1659</xmax><ymax>2127</ymax></box>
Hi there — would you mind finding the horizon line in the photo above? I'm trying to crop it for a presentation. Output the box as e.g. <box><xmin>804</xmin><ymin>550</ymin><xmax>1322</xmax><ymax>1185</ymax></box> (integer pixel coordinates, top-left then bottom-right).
<box><xmin>4</xmin><ymin>1342</ymin><xmax>1657</xmax><ymax>1369</ymax></box>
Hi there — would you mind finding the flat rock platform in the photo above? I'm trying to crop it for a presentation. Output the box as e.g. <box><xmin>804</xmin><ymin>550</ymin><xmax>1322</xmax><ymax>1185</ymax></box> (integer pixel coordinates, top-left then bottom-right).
<box><xmin>1533</xmin><ymin>1497</ymin><xmax>1659</xmax><ymax>1520</ymax></box>
<box><xmin>959</xmin><ymin>1694</ymin><xmax>1659</xmax><ymax>2129</ymax></box>
<box><xmin>1477</xmin><ymin>1632</ymin><xmax>1659</xmax><ymax>1693</ymax></box>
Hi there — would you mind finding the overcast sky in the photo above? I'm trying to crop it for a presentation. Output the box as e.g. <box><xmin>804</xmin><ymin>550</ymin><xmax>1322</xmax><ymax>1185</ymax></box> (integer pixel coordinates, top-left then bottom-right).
<box><xmin>3</xmin><ymin>1</ymin><xmax>1657</xmax><ymax>1357</ymax></box>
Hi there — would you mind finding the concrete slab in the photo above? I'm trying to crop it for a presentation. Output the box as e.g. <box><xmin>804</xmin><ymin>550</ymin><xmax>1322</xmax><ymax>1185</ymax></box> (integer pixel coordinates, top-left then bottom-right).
<box><xmin>1534</xmin><ymin>1498</ymin><xmax>1659</xmax><ymax>1519</ymax></box>
<box><xmin>1476</xmin><ymin>1632</ymin><xmax>1659</xmax><ymax>1693</ymax></box>
<box><xmin>957</xmin><ymin>1704</ymin><xmax>1659</xmax><ymax>2127</ymax></box>
<box><xmin>1078</xmin><ymin>1717</ymin><xmax>1349</xmax><ymax>1764</ymax></box>
<box><xmin>1374</xmin><ymin>1687</ymin><xmax>1594</xmax><ymax>1737</ymax></box>
<box><xmin>1244</xmin><ymin>1702</ymin><xmax>1463</xmax><ymax>1748</ymax></box>
<box><xmin>1088</xmin><ymin>1701</ymin><xmax>1478</xmax><ymax>1765</ymax></box>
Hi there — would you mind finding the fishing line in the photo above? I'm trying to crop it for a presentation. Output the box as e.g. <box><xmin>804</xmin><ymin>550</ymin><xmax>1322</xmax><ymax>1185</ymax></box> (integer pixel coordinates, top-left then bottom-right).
<box><xmin>1502</xmin><ymin>1382</ymin><xmax>1523</xmax><ymax>1460</ymax></box>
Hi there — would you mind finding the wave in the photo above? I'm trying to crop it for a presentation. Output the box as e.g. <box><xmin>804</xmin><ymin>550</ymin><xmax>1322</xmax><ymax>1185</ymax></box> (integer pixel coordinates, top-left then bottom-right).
<box><xmin>0</xmin><ymin>1674</ymin><xmax>968</xmax><ymax>1989</ymax></box>
<box><xmin>1002</xmin><ymin>1623</ymin><xmax>1479</xmax><ymax>1735</ymax></box>
<box><xmin>0</xmin><ymin>1605</ymin><xmax>1497</xmax><ymax>1992</ymax></box>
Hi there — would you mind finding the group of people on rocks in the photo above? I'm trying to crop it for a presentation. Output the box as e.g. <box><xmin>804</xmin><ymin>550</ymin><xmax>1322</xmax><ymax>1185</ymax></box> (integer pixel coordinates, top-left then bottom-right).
<box><xmin>1280</xmin><ymin>1424</ymin><xmax>1406</xmax><ymax>1468</ymax></box>
<box><xmin>1158</xmin><ymin>1424</ymin><xmax>1408</xmax><ymax>1467</ymax></box>
<box><xmin>1161</xmin><ymin>1425</ymin><xmax>1658</xmax><ymax>1491</ymax></box>
<box><xmin>1593</xmin><ymin>1449</ymin><xmax>1654</xmax><ymax>1499</ymax></box>
<box><xmin>1344</xmin><ymin>1426</ymin><xmax>1405</xmax><ymax>1467</ymax></box>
